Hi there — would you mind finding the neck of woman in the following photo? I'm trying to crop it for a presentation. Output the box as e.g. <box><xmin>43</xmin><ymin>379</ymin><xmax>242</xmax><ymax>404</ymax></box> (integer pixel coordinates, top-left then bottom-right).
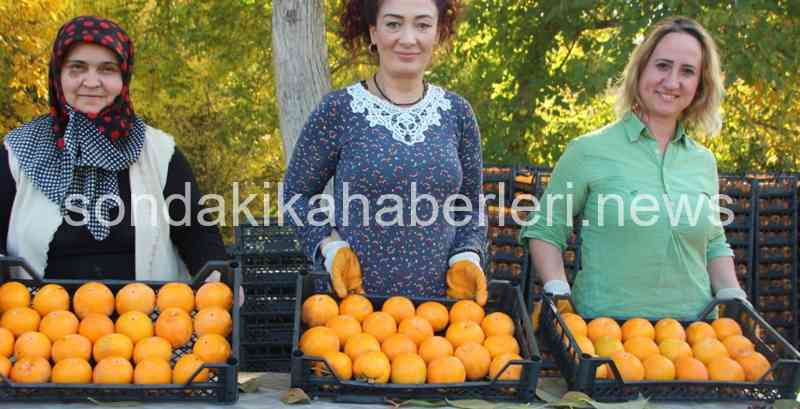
<box><xmin>639</xmin><ymin>111</ymin><xmax>678</xmax><ymax>151</ymax></box>
<box><xmin>374</xmin><ymin>69</ymin><xmax>425</xmax><ymax>104</ymax></box>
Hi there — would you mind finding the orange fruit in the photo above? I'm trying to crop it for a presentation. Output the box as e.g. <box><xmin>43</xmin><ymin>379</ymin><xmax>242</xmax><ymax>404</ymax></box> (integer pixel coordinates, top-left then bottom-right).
<box><xmin>692</xmin><ymin>338</ymin><xmax>729</xmax><ymax>365</ymax></box>
<box><xmin>686</xmin><ymin>321</ymin><xmax>717</xmax><ymax>345</ymax></box>
<box><xmin>446</xmin><ymin>320</ymin><xmax>485</xmax><ymax>348</ymax></box>
<box><xmin>325</xmin><ymin>314</ymin><xmax>361</xmax><ymax>345</ymax></box>
<box><xmin>1</xmin><ymin>306</ymin><xmax>40</xmax><ymax>336</ymax></box>
<box><xmin>711</xmin><ymin>318</ymin><xmax>742</xmax><ymax>341</ymax></box>
<box><xmin>133</xmin><ymin>336</ymin><xmax>173</xmax><ymax>364</ymax></box>
<box><xmin>10</xmin><ymin>356</ymin><xmax>50</xmax><ymax>383</ymax></box>
<box><xmin>428</xmin><ymin>356</ymin><xmax>467</xmax><ymax>383</ymax></box>
<box><xmin>381</xmin><ymin>334</ymin><xmax>417</xmax><ymax>361</ymax></box>
<box><xmin>416</xmin><ymin>301</ymin><xmax>449</xmax><ymax>332</ymax></box>
<box><xmin>623</xmin><ymin>336</ymin><xmax>660</xmax><ymax>361</ymax></box>
<box><xmin>658</xmin><ymin>338</ymin><xmax>693</xmax><ymax>362</ymax></box>
<box><xmin>449</xmin><ymin>300</ymin><xmax>485</xmax><ymax>324</ymax></box>
<box><xmin>78</xmin><ymin>313</ymin><xmax>115</xmax><ymax>343</ymax></box>
<box><xmin>115</xmin><ymin>311</ymin><xmax>154</xmax><ymax>343</ymax></box>
<box><xmin>343</xmin><ymin>332</ymin><xmax>380</xmax><ymax>361</ymax></box>
<box><xmin>708</xmin><ymin>356</ymin><xmax>745</xmax><ymax>381</ymax></box>
<box><xmin>675</xmin><ymin>356</ymin><xmax>709</xmax><ymax>380</ymax></box>
<box><xmin>352</xmin><ymin>350</ymin><xmax>391</xmax><ymax>383</ymax></box>
<box><xmin>621</xmin><ymin>318</ymin><xmax>655</xmax><ymax>341</ymax></box>
<box><xmin>643</xmin><ymin>354</ymin><xmax>675</xmax><ymax>380</ymax></box>
<box><xmin>483</xmin><ymin>335</ymin><xmax>519</xmax><ymax>358</ymax></box>
<box><xmin>195</xmin><ymin>282</ymin><xmax>233</xmax><ymax>310</ymax></box>
<box><xmin>192</xmin><ymin>333</ymin><xmax>231</xmax><ymax>364</ymax></box>
<box><xmin>398</xmin><ymin>316</ymin><xmax>434</xmax><ymax>345</ymax></box>
<box><xmin>194</xmin><ymin>307</ymin><xmax>233</xmax><ymax>337</ymax></box>
<box><xmin>318</xmin><ymin>351</ymin><xmax>352</xmax><ymax>380</ymax></box>
<box><xmin>722</xmin><ymin>334</ymin><xmax>755</xmax><ymax>359</ymax></box>
<box><xmin>39</xmin><ymin>310</ymin><xmax>79</xmax><ymax>342</ymax></box>
<box><xmin>489</xmin><ymin>352</ymin><xmax>523</xmax><ymax>381</ymax></box>
<box><xmin>31</xmin><ymin>284</ymin><xmax>70</xmax><ymax>316</ymax></box>
<box><xmin>560</xmin><ymin>313</ymin><xmax>588</xmax><ymax>338</ymax></box>
<box><xmin>299</xmin><ymin>326</ymin><xmax>340</xmax><ymax>358</ymax></box>
<box><xmin>72</xmin><ymin>282</ymin><xmax>114</xmax><ymax>319</ymax></box>
<box><xmin>381</xmin><ymin>296</ymin><xmax>415</xmax><ymax>323</ymax></box>
<box><xmin>594</xmin><ymin>335</ymin><xmax>624</xmax><ymax>357</ymax></box>
<box><xmin>14</xmin><ymin>331</ymin><xmax>51</xmax><ymax>360</ymax></box>
<box><xmin>0</xmin><ymin>356</ymin><xmax>10</xmax><ymax>378</ymax></box>
<box><xmin>154</xmin><ymin>307</ymin><xmax>193</xmax><ymax>347</ymax></box>
<box><xmin>455</xmin><ymin>341</ymin><xmax>492</xmax><ymax>380</ymax></box>
<box><xmin>156</xmin><ymin>282</ymin><xmax>195</xmax><ymax>314</ymax></box>
<box><xmin>116</xmin><ymin>283</ymin><xmax>156</xmax><ymax>315</ymax></box>
<box><xmin>0</xmin><ymin>281</ymin><xmax>30</xmax><ymax>312</ymax></box>
<box><xmin>654</xmin><ymin>318</ymin><xmax>686</xmax><ymax>343</ymax></box>
<box><xmin>362</xmin><ymin>311</ymin><xmax>397</xmax><ymax>343</ymax></box>
<box><xmin>134</xmin><ymin>358</ymin><xmax>172</xmax><ymax>384</ymax></box>
<box><xmin>573</xmin><ymin>335</ymin><xmax>596</xmax><ymax>356</ymax></box>
<box><xmin>93</xmin><ymin>333</ymin><xmax>134</xmax><ymax>361</ymax></box>
<box><xmin>52</xmin><ymin>358</ymin><xmax>92</xmax><ymax>384</ymax></box>
<box><xmin>608</xmin><ymin>351</ymin><xmax>644</xmax><ymax>381</ymax></box>
<box><xmin>51</xmin><ymin>334</ymin><xmax>92</xmax><ymax>362</ymax></box>
<box><xmin>481</xmin><ymin>312</ymin><xmax>514</xmax><ymax>337</ymax></box>
<box><xmin>390</xmin><ymin>352</ymin><xmax>427</xmax><ymax>384</ymax></box>
<box><xmin>172</xmin><ymin>353</ymin><xmax>209</xmax><ymax>384</ymax></box>
<box><xmin>418</xmin><ymin>335</ymin><xmax>454</xmax><ymax>364</ymax></box>
<box><xmin>338</xmin><ymin>294</ymin><xmax>373</xmax><ymax>322</ymax></box>
<box><xmin>587</xmin><ymin>317</ymin><xmax>622</xmax><ymax>343</ymax></box>
<box><xmin>93</xmin><ymin>357</ymin><xmax>134</xmax><ymax>384</ymax></box>
<box><xmin>0</xmin><ymin>327</ymin><xmax>14</xmax><ymax>357</ymax></box>
<box><xmin>302</xmin><ymin>294</ymin><xmax>339</xmax><ymax>328</ymax></box>
<box><xmin>596</xmin><ymin>364</ymin><xmax>609</xmax><ymax>379</ymax></box>
<box><xmin>736</xmin><ymin>351</ymin><xmax>771</xmax><ymax>382</ymax></box>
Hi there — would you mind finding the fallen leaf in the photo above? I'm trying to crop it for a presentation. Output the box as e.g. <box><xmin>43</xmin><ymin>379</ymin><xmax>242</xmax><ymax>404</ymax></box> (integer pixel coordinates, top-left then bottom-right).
<box><xmin>280</xmin><ymin>388</ymin><xmax>311</xmax><ymax>404</ymax></box>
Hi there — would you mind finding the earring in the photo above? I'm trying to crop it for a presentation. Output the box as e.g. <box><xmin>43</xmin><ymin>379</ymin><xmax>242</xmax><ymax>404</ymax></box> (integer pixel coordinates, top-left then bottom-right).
<box><xmin>369</xmin><ymin>43</ymin><xmax>378</xmax><ymax>54</ymax></box>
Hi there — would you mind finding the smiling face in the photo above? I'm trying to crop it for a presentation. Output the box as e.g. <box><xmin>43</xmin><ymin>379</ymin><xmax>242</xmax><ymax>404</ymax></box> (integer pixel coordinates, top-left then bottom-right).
<box><xmin>637</xmin><ymin>32</ymin><xmax>703</xmax><ymax>125</ymax></box>
<box><xmin>60</xmin><ymin>43</ymin><xmax>123</xmax><ymax>114</ymax></box>
<box><xmin>369</xmin><ymin>0</ymin><xmax>439</xmax><ymax>79</ymax></box>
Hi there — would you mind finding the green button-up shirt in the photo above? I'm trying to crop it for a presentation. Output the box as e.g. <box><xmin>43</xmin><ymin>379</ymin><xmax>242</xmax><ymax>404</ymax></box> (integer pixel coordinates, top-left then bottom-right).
<box><xmin>520</xmin><ymin>112</ymin><xmax>733</xmax><ymax>320</ymax></box>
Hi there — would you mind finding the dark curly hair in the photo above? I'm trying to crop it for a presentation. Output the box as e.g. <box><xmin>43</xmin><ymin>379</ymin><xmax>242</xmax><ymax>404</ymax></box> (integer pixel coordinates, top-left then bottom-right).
<box><xmin>339</xmin><ymin>0</ymin><xmax>461</xmax><ymax>55</ymax></box>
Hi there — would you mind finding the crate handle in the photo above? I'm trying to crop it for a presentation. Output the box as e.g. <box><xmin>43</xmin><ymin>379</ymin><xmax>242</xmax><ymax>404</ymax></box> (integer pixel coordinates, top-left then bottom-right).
<box><xmin>486</xmin><ymin>358</ymin><xmax>531</xmax><ymax>384</ymax></box>
<box><xmin>0</xmin><ymin>372</ymin><xmax>11</xmax><ymax>386</ymax></box>
<box><xmin>191</xmin><ymin>260</ymin><xmax>236</xmax><ymax>289</ymax></box>
<box><xmin>0</xmin><ymin>256</ymin><xmax>45</xmax><ymax>284</ymax></box>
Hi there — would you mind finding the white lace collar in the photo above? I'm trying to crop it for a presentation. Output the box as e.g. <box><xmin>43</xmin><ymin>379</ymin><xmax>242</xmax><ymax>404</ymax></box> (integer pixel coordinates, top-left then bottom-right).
<box><xmin>346</xmin><ymin>82</ymin><xmax>452</xmax><ymax>146</ymax></box>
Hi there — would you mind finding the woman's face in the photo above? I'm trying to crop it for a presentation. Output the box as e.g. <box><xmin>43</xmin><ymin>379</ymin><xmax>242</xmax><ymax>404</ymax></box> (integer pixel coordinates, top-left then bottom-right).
<box><xmin>370</xmin><ymin>0</ymin><xmax>439</xmax><ymax>79</ymax></box>
<box><xmin>60</xmin><ymin>43</ymin><xmax>123</xmax><ymax>114</ymax></box>
<box><xmin>637</xmin><ymin>32</ymin><xmax>703</xmax><ymax>125</ymax></box>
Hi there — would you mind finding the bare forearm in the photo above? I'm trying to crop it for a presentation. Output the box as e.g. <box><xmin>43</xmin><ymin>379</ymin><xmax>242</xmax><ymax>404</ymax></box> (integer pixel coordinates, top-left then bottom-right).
<box><xmin>708</xmin><ymin>256</ymin><xmax>739</xmax><ymax>293</ymax></box>
<box><xmin>530</xmin><ymin>239</ymin><xmax>568</xmax><ymax>283</ymax></box>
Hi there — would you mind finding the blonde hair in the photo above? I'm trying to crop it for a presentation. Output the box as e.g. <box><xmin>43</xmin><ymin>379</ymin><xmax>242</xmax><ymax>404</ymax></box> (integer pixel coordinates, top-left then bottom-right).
<box><xmin>613</xmin><ymin>16</ymin><xmax>725</xmax><ymax>135</ymax></box>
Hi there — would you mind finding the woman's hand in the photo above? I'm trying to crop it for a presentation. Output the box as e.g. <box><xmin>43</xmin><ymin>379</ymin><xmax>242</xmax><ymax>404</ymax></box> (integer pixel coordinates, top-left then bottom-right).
<box><xmin>322</xmin><ymin>241</ymin><xmax>364</xmax><ymax>298</ymax></box>
<box><xmin>446</xmin><ymin>252</ymin><xmax>488</xmax><ymax>306</ymax></box>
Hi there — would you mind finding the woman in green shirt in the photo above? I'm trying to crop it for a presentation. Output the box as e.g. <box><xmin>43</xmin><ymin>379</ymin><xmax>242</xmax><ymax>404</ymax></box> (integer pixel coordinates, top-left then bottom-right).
<box><xmin>521</xmin><ymin>17</ymin><xmax>746</xmax><ymax>319</ymax></box>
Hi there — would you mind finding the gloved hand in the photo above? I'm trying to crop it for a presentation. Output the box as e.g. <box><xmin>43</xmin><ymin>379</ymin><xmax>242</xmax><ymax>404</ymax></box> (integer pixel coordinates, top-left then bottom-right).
<box><xmin>543</xmin><ymin>279</ymin><xmax>573</xmax><ymax>314</ymax></box>
<box><xmin>322</xmin><ymin>240</ymin><xmax>364</xmax><ymax>298</ymax></box>
<box><xmin>446</xmin><ymin>252</ymin><xmax>488</xmax><ymax>306</ymax></box>
<box><xmin>715</xmin><ymin>287</ymin><xmax>752</xmax><ymax>309</ymax></box>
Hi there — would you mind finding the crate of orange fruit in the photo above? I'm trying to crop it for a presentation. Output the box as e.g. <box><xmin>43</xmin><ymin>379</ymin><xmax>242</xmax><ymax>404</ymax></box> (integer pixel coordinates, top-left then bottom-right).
<box><xmin>0</xmin><ymin>256</ymin><xmax>239</xmax><ymax>404</ymax></box>
<box><xmin>540</xmin><ymin>294</ymin><xmax>800</xmax><ymax>402</ymax></box>
<box><xmin>290</xmin><ymin>271</ymin><xmax>540</xmax><ymax>403</ymax></box>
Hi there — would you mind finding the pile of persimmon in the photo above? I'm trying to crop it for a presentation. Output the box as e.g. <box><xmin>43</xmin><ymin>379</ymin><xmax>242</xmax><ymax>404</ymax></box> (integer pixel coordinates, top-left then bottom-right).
<box><xmin>0</xmin><ymin>279</ymin><xmax>233</xmax><ymax>385</ymax></box>
<box><xmin>559</xmin><ymin>312</ymin><xmax>771</xmax><ymax>382</ymax></box>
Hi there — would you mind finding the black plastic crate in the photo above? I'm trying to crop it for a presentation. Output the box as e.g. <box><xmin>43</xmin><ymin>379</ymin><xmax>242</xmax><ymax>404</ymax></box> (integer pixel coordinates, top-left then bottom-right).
<box><xmin>234</xmin><ymin>221</ymin><xmax>301</xmax><ymax>257</ymax></box>
<box><xmin>541</xmin><ymin>294</ymin><xmax>800</xmax><ymax>402</ymax></box>
<box><xmin>239</xmin><ymin>342</ymin><xmax>293</xmax><ymax>373</ymax></box>
<box><xmin>0</xmin><ymin>257</ymin><xmax>240</xmax><ymax>404</ymax></box>
<box><xmin>290</xmin><ymin>271</ymin><xmax>541</xmax><ymax>403</ymax></box>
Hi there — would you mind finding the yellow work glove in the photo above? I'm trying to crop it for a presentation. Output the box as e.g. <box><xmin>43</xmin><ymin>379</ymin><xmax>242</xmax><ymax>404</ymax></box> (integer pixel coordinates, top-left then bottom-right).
<box><xmin>446</xmin><ymin>253</ymin><xmax>488</xmax><ymax>306</ymax></box>
<box><xmin>322</xmin><ymin>241</ymin><xmax>364</xmax><ymax>298</ymax></box>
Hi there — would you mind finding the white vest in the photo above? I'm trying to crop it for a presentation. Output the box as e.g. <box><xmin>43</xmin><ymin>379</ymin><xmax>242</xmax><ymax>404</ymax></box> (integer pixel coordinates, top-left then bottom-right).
<box><xmin>5</xmin><ymin>126</ymin><xmax>190</xmax><ymax>281</ymax></box>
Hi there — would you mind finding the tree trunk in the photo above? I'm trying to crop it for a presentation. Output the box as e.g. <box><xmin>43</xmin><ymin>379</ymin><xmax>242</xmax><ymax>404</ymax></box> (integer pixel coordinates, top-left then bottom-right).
<box><xmin>272</xmin><ymin>0</ymin><xmax>332</xmax><ymax>164</ymax></box>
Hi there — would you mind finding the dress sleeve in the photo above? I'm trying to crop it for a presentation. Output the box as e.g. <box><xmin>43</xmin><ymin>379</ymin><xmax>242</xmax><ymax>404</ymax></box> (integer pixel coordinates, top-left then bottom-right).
<box><xmin>448</xmin><ymin>98</ymin><xmax>488</xmax><ymax>264</ymax></box>
<box><xmin>165</xmin><ymin>147</ymin><xmax>228</xmax><ymax>275</ymax></box>
<box><xmin>282</xmin><ymin>94</ymin><xmax>341</xmax><ymax>264</ymax></box>
<box><xmin>0</xmin><ymin>144</ymin><xmax>16</xmax><ymax>254</ymax></box>
<box><xmin>519</xmin><ymin>139</ymin><xmax>589</xmax><ymax>252</ymax></box>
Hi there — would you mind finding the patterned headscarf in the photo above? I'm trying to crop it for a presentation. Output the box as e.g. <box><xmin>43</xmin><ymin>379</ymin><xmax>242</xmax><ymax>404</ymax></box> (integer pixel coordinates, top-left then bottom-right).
<box><xmin>5</xmin><ymin>16</ymin><xmax>145</xmax><ymax>241</ymax></box>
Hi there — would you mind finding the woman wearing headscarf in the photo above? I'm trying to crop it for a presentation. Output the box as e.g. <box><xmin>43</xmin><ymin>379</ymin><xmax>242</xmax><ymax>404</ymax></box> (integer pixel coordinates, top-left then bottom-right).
<box><xmin>0</xmin><ymin>16</ymin><xmax>226</xmax><ymax>281</ymax></box>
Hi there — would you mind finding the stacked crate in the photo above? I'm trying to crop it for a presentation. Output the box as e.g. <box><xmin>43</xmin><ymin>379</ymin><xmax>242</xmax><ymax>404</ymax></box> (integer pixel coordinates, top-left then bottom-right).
<box><xmin>235</xmin><ymin>222</ymin><xmax>311</xmax><ymax>372</ymax></box>
<box><xmin>752</xmin><ymin>176</ymin><xmax>798</xmax><ymax>347</ymax></box>
<box><xmin>483</xmin><ymin>165</ymin><xmax>528</xmax><ymax>293</ymax></box>
<box><xmin>718</xmin><ymin>176</ymin><xmax>756</xmax><ymax>296</ymax></box>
